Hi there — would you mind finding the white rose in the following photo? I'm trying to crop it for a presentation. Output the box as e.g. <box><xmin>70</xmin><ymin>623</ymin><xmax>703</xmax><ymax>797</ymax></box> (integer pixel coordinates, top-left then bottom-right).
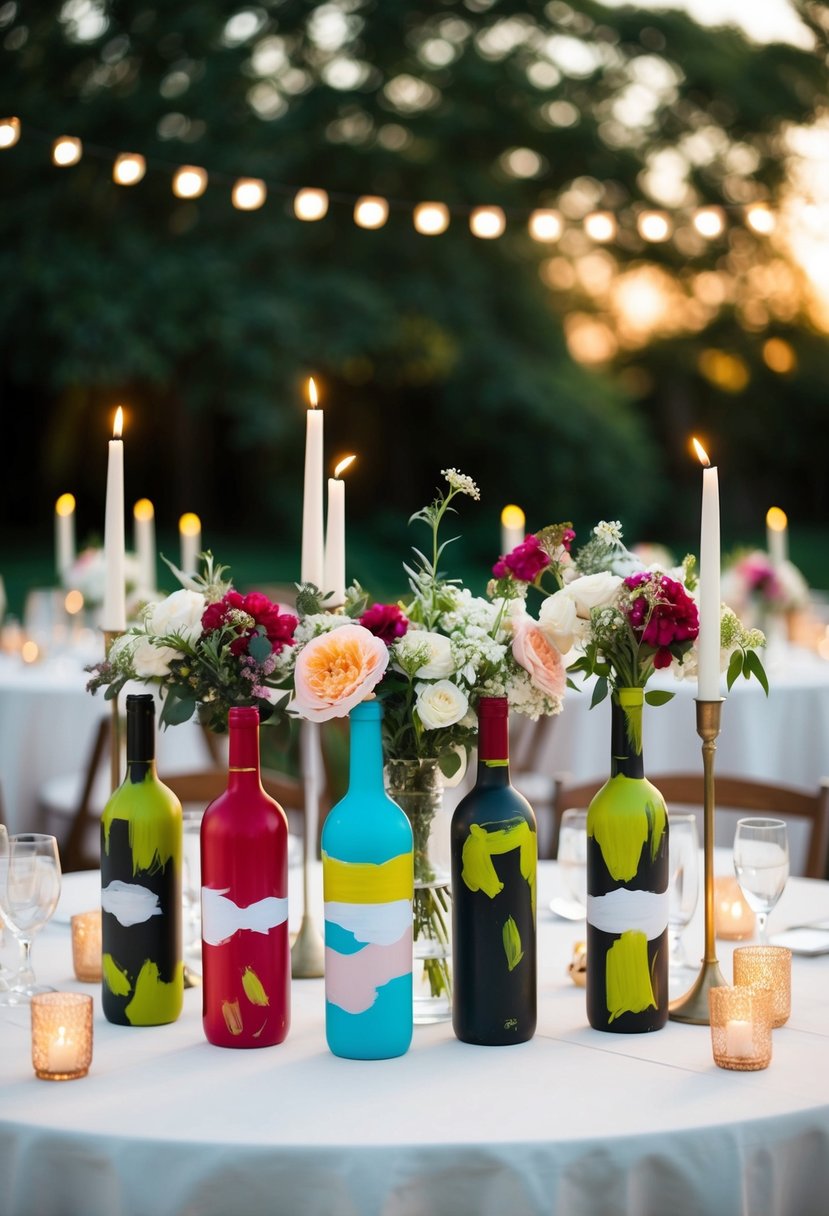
<box><xmin>108</xmin><ymin>632</ymin><xmax>138</xmax><ymax>667</ymax></box>
<box><xmin>567</xmin><ymin>572</ymin><xmax>623</xmax><ymax>617</ymax></box>
<box><xmin>131</xmin><ymin>636</ymin><xmax>183</xmax><ymax>678</ymax></box>
<box><xmin>490</xmin><ymin>596</ymin><xmax>528</xmax><ymax>638</ymax></box>
<box><xmin>395</xmin><ymin>630</ymin><xmax>455</xmax><ymax>678</ymax></box>
<box><xmin>538</xmin><ymin>593</ymin><xmax>579</xmax><ymax>654</ymax></box>
<box><xmin>145</xmin><ymin>589</ymin><xmax>206</xmax><ymax>644</ymax></box>
<box><xmin>415</xmin><ymin>680</ymin><xmax>468</xmax><ymax>730</ymax></box>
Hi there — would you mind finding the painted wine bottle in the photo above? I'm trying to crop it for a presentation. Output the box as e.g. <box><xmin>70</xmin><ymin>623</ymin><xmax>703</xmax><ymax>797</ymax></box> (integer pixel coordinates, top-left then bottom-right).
<box><xmin>586</xmin><ymin>687</ymin><xmax>669</xmax><ymax>1033</ymax></box>
<box><xmin>101</xmin><ymin>694</ymin><xmax>184</xmax><ymax>1026</ymax></box>
<box><xmin>201</xmin><ymin>706</ymin><xmax>290</xmax><ymax>1048</ymax></box>
<box><xmin>322</xmin><ymin>700</ymin><xmax>413</xmax><ymax>1060</ymax></box>
<box><xmin>451</xmin><ymin>696</ymin><xmax>537</xmax><ymax>1045</ymax></box>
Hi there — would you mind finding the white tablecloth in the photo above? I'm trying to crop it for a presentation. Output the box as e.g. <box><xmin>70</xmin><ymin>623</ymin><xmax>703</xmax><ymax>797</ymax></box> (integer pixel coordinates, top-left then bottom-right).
<box><xmin>1</xmin><ymin>863</ymin><xmax>828</xmax><ymax>1216</ymax></box>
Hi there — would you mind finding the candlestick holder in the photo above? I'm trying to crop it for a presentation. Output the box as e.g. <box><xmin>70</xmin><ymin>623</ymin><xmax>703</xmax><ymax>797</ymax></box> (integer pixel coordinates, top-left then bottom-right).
<box><xmin>669</xmin><ymin>698</ymin><xmax>727</xmax><ymax>1024</ymax></box>
<box><xmin>291</xmin><ymin>720</ymin><xmax>325</xmax><ymax>979</ymax></box>
<box><xmin>103</xmin><ymin>630</ymin><xmax>123</xmax><ymax>792</ymax></box>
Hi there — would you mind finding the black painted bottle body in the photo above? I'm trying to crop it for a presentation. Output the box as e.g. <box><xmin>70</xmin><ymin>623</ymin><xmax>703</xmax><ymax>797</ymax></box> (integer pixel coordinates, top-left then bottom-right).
<box><xmin>451</xmin><ymin>697</ymin><xmax>537</xmax><ymax>1045</ymax></box>
<box><xmin>101</xmin><ymin>694</ymin><xmax>183</xmax><ymax>1026</ymax></box>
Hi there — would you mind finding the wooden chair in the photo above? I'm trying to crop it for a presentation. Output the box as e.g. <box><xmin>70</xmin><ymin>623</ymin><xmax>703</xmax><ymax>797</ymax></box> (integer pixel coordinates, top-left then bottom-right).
<box><xmin>551</xmin><ymin>772</ymin><xmax>829</xmax><ymax>879</ymax></box>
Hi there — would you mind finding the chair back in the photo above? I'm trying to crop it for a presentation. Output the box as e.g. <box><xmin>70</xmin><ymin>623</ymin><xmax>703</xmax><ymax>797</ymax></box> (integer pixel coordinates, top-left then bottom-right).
<box><xmin>553</xmin><ymin>772</ymin><xmax>829</xmax><ymax>879</ymax></box>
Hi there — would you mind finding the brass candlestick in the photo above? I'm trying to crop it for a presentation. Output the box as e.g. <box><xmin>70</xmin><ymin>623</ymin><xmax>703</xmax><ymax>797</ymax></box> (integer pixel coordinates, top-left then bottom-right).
<box><xmin>103</xmin><ymin>630</ymin><xmax>123</xmax><ymax>792</ymax></box>
<box><xmin>669</xmin><ymin>698</ymin><xmax>727</xmax><ymax>1024</ymax></box>
<box><xmin>291</xmin><ymin>719</ymin><xmax>325</xmax><ymax>978</ymax></box>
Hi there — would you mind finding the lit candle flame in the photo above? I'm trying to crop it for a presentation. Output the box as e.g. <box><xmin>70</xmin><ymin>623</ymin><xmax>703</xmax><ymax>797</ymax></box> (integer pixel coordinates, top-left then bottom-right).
<box><xmin>692</xmin><ymin>436</ymin><xmax>710</xmax><ymax>467</ymax></box>
<box><xmin>334</xmin><ymin>455</ymin><xmax>356</xmax><ymax>479</ymax></box>
<box><xmin>766</xmin><ymin>506</ymin><xmax>787</xmax><ymax>532</ymax></box>
<box><xmin>55</xmin><ymin>493</ymin><xmax>75</xmax><ymax>517</ymax></box>
<box><xmin>308</xmin><ymin>377</ymin><xmax>318</xmax><ymax>409</ymax></box>
<box><xmin>179</xmin><ymin>512</ymin><xmax>201</xmax><ymax>537</ymax></box>
<box><xmin>113</xmin><ymin>406</ymin><xmax>124</xmax><ymax>439</ymax></box>
<box><xmin>134</xmin><ymin>498</ymin><xmax>154</xmax><ymax>521</ymax></box>
<box><xmin>501</xmin><ymin>504</ymin><xmax>525</xmax><ymax>530</ymax></box>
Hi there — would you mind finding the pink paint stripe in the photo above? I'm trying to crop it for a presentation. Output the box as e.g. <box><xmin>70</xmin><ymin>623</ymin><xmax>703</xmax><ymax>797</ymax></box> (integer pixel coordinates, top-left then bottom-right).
<box><xmin>325</xmin><ymin>928</ymin><xmax>412</xmax><ymax>1015</ymax></box>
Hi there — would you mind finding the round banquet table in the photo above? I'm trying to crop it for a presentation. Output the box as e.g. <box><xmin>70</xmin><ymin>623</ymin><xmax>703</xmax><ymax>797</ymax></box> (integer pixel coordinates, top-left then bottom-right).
<box><xmin>1</xmin><ymin>863</ymin><xmax>829</xmax><ymax>1216</ymax></box>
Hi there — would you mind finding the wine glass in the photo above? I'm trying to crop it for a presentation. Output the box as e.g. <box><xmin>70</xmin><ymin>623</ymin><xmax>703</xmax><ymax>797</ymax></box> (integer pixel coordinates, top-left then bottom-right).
<box><xmin>733</xmin><ymin>817</ymin><xmax>789</xmax><ymax>945</ymax></box>
<box><xmin>667</xmin><ymin>813</ymin><xmax>699</xmax><ymax>972</ymax></box>
<box><xmin>0</xmin><ymin>833</ymin><xmax>62</xmax><ymax>1003</ymax></box>
<box><xmin>552</xmin><ymin>808</ymin><xmax>588</xmax><ymax>920</ymax></box>
<box><xmin>181</xmin><ymin>808</ymin><xmax>204</xmax><ymax>967</ymax></box>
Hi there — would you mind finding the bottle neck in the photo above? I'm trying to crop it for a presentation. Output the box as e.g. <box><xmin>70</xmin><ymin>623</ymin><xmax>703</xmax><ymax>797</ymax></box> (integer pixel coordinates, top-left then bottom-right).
<box><xmin>347</xmin><ymin>712</ymin><xmax>385</xmax><ymax>792</ymax></box>
<box><xmin>610</xmin><ymin>696</ymin><xmax>644</xmax><ymax>779</ymax></box>
<box><xmin>227</xmin><ymin>718</ymin><xmax>262</xmax><ymax>790</ymax></box>
<box><xmin>476</xmin><ymin>697</ymin><xmax>510</xmax><ymax>787</ymax></box>
<box><xmin>126</xmin><ymin>702</ymin><xmax>156</xmax><ymax>784</ymax></box>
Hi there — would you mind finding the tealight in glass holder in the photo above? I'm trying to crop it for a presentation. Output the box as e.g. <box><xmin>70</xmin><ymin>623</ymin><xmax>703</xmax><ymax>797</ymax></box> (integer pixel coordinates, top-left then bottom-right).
<box><xmin>71</xmin><ymin>909</ymin><xmax>102</xmax><ymax>982</ymax></box>
<box><xmin>31</xmin><ymin>992</ymin><xmax>93</xmax><ymax>1081</ymax></box>
<box><xmin>733</xmin><ymin>945</ymin><xmax>792</xmax><ymax>1028</ymax></box>
<box><xmin>709</xmin><ymin>985</ymin><xmax>773</xmax><ymax>1071</ymax></box>
<box><xmin>714</xmin><ymin>876</ymin><xmax>755</xmax><ymax>941</ymax></box>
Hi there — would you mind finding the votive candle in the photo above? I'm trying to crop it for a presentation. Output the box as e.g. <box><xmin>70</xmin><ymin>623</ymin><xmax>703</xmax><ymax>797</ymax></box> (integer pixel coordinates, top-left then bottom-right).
<box><xmin>709</xmin><ymin>985</ymin><xmax>772</xmax><ymax>1071</ymax></box>
<box><xmin>733</xmin><ymin>945</ymin><xmax>791</xmax><ymax>1028</ymax></box>
<box><xmin>31</xmin><ymin>992</ymin><xmax>93</xmax><ymax>1081</ymax></box>
<box><xmin>714</xmin><ymin>876</ymin><xmax>755</xmax><ymax>940</ymax></box>
<box><xmin>71</xmin><ymin>909</ymin><xmax>102</xmax><ymax>983</ymax></box>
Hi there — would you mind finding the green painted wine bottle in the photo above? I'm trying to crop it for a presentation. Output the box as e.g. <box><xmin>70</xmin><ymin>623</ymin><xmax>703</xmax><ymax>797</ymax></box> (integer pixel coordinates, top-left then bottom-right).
<box><xmin>451</xmin><ymin>696</ymin><xmax>537</xmax><ymax>1045</ymax></box>
<box><xmin>100</xmin><ymin>694</ymin><xmax>184</xmax><ymax>1026</ymax></box>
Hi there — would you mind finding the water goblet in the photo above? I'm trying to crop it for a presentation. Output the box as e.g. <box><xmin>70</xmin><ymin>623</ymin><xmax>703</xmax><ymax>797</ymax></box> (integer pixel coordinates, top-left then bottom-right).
<box><xmin>733</xmin><ymin>817</ymin><xmax>789</xmax><ymax>945</ymax></box>
<box><xmin>667</xmin><ymin>813</ymin><xmax>699</xmax><ymax>971</ymax></box>
<box><xmin>181</xmin><ymin>808</ymin><xmax>204</xmax><ymax>966</ymax></box>
<box><xmin>0</xmin><ymin>833</ymin><xmax>62</xmax><ymax>1003</ymax></box>
<box><xmin>552</xmin><ymin>808</ymin><xmax>588</xmax><ymax>921</ymax></box>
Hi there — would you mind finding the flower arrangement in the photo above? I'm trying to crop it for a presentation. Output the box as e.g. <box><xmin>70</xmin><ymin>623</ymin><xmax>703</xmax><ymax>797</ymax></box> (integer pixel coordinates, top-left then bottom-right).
<box><xmin>63</xmin><ymin>547</ymin><xmax>143</xmax><ymax>609</ymax></box>
<box><xmin>722</xmin><ymin>549</ymin><xmax>809</xmax><ymax>619</ymax></box>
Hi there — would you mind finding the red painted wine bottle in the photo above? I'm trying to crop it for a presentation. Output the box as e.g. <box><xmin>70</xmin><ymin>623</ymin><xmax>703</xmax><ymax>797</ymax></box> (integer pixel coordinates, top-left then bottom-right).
<box><xmin>201</xmin><ymin>706</ymin><xmax>290</xmax><ymax>1048</ymax></box>
<box><xmin>451</xmin><ymin>696</ymin><xmax>537</xmax><ymax>1045</ymax></box>
<box><xmin>101</xmin><ymin>694</ymin><xmax>184</xmax><ymax>1026</ymax></box>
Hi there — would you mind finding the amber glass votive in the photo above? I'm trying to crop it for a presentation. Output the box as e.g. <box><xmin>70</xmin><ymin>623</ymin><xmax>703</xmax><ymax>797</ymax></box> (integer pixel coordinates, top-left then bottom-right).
<box><xmin>733</xmin><ymin>946</ymin><xmax>792</xmax><ymax>1028</ymax></box>
<box><xmin>709</xmin><ymin>985</ymin><xmax>773</xmax><ymax>1071</ymax></box>
<box><xmin>31</xmin><ymin>992</ymin><xmax>93</xmax><ymax>1080</ymax></box>
<box><xmin>71</xmin><ymin>909</ymin><xmax>102</xmax><ymax>982</ymax></box>
<box><xmin>714</xmin><ymin>876</ymin><xmax>756</xmax><ymax>940</ymax></box>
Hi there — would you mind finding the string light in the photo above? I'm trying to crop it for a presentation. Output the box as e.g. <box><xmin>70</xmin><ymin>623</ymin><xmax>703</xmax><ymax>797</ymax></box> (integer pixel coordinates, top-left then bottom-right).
<box><xmin>746</xmin><ymin>203</ymin><xmax>776</xmax><ymax>235</ymax></box>
<box><xmin>528</xmin><ymin>209</ymin><xmax>563</xmax><ymax>242</ymax></box>
<box><xmin>232</xmin><ymin>177</ymin><xmax>267</xmax><ymax>210</ymax></box>
<box><xmin>52</xmin><ymin>136</ymin><xmax>82</xmax><ymax>167</ymax></box>
<box><xmin>172</xmin><ymin>165</ymin><xmax>207</xmax><ymax>199</ymax></box>
<box><xmin>113</xmin><ymin>153</ymin><xmax>146</xmax><ymax>186</ymax></box>
<box><xmin>693</xmin><ymin>207</ymin><xmax>726</xmax><ymax>238</ymax></box>
<box><xmin>637</xmin><ymin>210</ymin><xmax>672</xmax><ymax>242</ymax></box>
<box><xmin>0</xmin><ymin>117</ymin><xmax>20</xmax><ymax>149</ymax></box>
<box><xmin>584</xmin><ymin>211</ymin><xmax>616</xmax><ymax>243</ymax></box>
<box><xmin>414</xmin><ymin>202</ymin><xmax>450</xmax><ymax>235</ymax></box>
<box><xmin>353</xmin><ymin>195</ymin><xmax>389</xmax><ymax>229</ymax></box>
<box><xmin>470</xmin><ymin>206</ymin><xmax>506</xmax><ymax>239</ymax></box>
<box><xmin>294</xmin><ymin>187</ymin><xmax>328</xmax><ymax>221</ymax></box>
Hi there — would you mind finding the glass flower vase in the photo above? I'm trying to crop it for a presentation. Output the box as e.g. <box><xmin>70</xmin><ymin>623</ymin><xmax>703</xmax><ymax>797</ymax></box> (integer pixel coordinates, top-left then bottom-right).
<box><xmin>385</xmin><ymin>758</ymin><xmax>452</xmax><ymax>1025</ymax></box>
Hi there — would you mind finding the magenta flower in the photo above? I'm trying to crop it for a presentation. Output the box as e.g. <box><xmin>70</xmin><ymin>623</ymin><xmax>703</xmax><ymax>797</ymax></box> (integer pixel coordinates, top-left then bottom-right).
<box><xmin>623</xmin><ymin>572</ymin><xmax>699</xmax><ymax>668</ymax></box>
<box><xmin>359</xmin><ymin>602</ymin><xmax>410</xmax><ymax>645</ymax></box>
<box><xmin>202</xmin><ymin>591</ymin><xmax>298</xmax><ymax>657</ymax></box>
<box><xmin>493</xmin><ymin>535</ymin><xmax>551</xmax><ymax>583</ymax></box>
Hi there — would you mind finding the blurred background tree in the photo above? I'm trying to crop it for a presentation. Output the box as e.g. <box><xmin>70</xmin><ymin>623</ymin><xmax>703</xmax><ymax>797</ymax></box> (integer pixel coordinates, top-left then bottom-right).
<box><xmin>0</xmin><ymin>0</ymin><xmax>827</xmax><ymax>610</ymax></box>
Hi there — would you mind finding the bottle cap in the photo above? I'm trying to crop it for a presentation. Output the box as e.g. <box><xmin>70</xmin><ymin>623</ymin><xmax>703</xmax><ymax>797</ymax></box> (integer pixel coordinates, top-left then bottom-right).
<box><xmin>126</xmin><ymin>693</ymin><xmax>155</xmax><ymax>715</ymax></box>
<box><xmin>228</xmin><ymin>706</ymin><xmax>260</xmax><ymax>727</ymax></box>
<box><xmin>478</xmin><ymin>696</ymin><xmax>508</xmax><ymax>718</ymax></box>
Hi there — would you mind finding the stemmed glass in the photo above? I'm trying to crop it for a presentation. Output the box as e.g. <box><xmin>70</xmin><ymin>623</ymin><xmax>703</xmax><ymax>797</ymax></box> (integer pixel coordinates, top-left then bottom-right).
<box><xmin>0</xmin><ymin>833</ymin><xmax>62</xmax><ymax>1003</ymax></box>
<box><xmin>733</xmin><ymin>817</ymin><xmax>789</xmax><ymax>945</ymax></box>
<box><xmin>552</xmin><ymin>809</ymin><xmax>588</xmax><ymax>920</ymax></box>
<box><xmin>667</xmin><ymin>813</ymin><xmax>699</xmax><ymax>972</ymax></box>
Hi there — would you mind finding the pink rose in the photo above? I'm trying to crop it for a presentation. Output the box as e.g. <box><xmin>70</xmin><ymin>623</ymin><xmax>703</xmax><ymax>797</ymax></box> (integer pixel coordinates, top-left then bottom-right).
<box><xmin>292</xmin><ymin>623</ymin><xmax>390</xmax><ymax>722</ymax></box>
<box><xmin>512</xmin><ymin>617</ymin><xmax>566</xmax><ymax>700</ymax></box>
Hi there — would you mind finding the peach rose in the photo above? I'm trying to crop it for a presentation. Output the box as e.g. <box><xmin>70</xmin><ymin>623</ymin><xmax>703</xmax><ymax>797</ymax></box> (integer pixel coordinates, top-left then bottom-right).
<box><xmin>512</xmin><ymin>617</ymin><xmax>566</xmax><ymax>700</ymax></box>
<box><xmin>292</xmin><ymin>623</ymin><xmax>389</xmax><ymax>722</ymax></box>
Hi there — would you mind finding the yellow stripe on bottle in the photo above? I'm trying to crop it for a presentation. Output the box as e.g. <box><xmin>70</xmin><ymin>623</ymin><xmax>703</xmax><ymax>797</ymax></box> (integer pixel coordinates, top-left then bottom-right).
<box><xmin>323</xmin><ymin>851</ymin><xmax>413</xmax><ymax>903</ymax></box>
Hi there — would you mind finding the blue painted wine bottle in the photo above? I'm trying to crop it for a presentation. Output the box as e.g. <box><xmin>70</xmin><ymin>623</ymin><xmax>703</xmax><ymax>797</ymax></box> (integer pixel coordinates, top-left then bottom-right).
<box><xmin>100</xmin><ymin>694</ymin><xmax>184</xmax><ymax>1026</ymax></box>
<box><xmin>451</xmin><ymin>696</ymin><xmax>537</xmax><ymax>1045</ymax></box>
<box><xmin>586</xmin><ymin>687</ymin><xmax>669</xmax><ymax>1033</ymax></box>
<box><xmin>321</xmin><ymin>700</ymin><xmax>413</xmax><ymax>1060</ymax></box>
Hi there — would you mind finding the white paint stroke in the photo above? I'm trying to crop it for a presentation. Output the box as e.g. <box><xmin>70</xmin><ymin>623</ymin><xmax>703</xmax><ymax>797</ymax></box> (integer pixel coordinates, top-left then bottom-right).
<box><xmin>101</xmin><ymin>880</ymin><xmax>162</xmax><ymax>927</ymax></box>
<box><xmin>201</xmin><ymin>887</ymin><xmax>288</xmax><ymax>947</ymax></box>
<box><xmin>587</xmin><ymin>888</ymin><xmax>668</xmax><ymax>940</ymax></box>
<box><xmin>324</xmin><ymin>899</ymin><xmax>413</xmax><ymax>946</ymax></box>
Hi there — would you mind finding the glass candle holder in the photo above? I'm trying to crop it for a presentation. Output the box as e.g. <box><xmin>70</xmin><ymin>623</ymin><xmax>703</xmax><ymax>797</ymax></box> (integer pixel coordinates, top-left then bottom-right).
<box><xmin>733</xmin><ymin>945</ymin><xmax>792</xmax><ymax>1028</ymax></box>
<box><xmin>31</xmin><ymin>992</ymin><xmax>93</xmax><ymax>1080</ymax></box>
<box><xmin>714</xmin><ymin>876</ymin><xmax>756</xmax><ymax>940</ymax></box>
<box><xmin>709</xmin><ymin>985</ymin><xmax>773</xmax><ymax>1071</ymax></box>
<box><xmin>71</xmin><ymin>909</ymin><xmax>102</xmax><ymax>982</ymax></box>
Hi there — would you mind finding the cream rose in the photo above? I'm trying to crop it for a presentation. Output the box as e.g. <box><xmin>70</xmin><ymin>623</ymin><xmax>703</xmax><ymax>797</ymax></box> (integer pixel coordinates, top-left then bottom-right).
<box><xmin>566</xmin><ymin>572</ymin><xmax>622</xmax><ymax>617</ymax></box>
<box><xmin>511</xmin><ymin>618</ymin><xmax>566</xmax><ymax>701</ymax></box>
<box><xmin>131</xmin><ymin>636</ymin><xmax>183</xmax><ymax>678</ymax></box>
<box><xmin>415</xmin><ymin>680</ymin><xmax>468</xmax><ymax>731</ymax></box>
<box><xmin>145</xmin><ymin>589</ymin><xmax>206</xmax><ymax>644</ymax></box>
<box><xmin>394</xmin><ymin>630</ymin><xmax>455</xmax><ymax>678</ymax></box>
<box><xmin>538</xmin><ymin>592</ymin><xmax>580</xmax><ymax>654</ymax></box>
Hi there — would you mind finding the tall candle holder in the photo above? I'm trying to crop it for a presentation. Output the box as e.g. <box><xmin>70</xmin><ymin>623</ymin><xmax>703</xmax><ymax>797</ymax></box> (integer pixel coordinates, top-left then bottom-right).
<box><xmin>669</xmin><ymin>698</ymin><xmax>727</xmax><ymax>1024</ymax></box>
<box><xmin>103</xmin><ymin>630</ymin><xmax>123</xmax><ymax>791</ymax></box>
<box><xmin>291</xmin><ymin>719</ymin><xmax>326</xmax><ymax>978</ymax></box>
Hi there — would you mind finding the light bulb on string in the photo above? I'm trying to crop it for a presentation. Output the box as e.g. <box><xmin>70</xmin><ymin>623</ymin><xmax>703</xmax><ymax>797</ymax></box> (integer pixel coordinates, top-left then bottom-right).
<box><xmin>52</xmin><ymin>136</ymin><xmax>82</xmax><ymax>167</ymax></box>
<box><xmin>232</xmin><ymin>178</ymin><xmax>267</xmax><ymax>210</ymax></box>
<box><xmin>637</xmin><ymin>210</ymin><xmax>672</xmax><ymax>242</ymax></box>
<box><xmin>693</xmin><ymin>207</ymin><xmax>725</xmax><ymax>238</ymax></box>
<box><xmin>413</xmin><ymin>202</ymin><xmax>450</xmax><ymax>235</ymax></box>
<box><xmin>294</xmin><ymin>188</ymin><xmax>329</xmax><ymax>221</ymax></box>
<box><xmin>528</xmin><ymin>209</ymin><xmax>563</xmax><ymax>242</ymax></box>
<box><xmin>354</xmin><ymin>195</ymin><xmax>389</xmax><ymax>229</ymax></box>
<box><xmin>584</xmin><ymin>211</ymin><xmax>616</xmax><ymax>243</ymax></box>
<box><xmin>113</xmin><ymin>153</ymin><xmax>146</xmax><ymax>186</ymax></box>
<box><xmin>0</xmin><ymin>117</ymin><xmax>20</xmax><ymax>149</ymax></box>
<box><xmin>469</xmin><ymin>206</ymin><xmax>506</xmax><ymax>239</ymax></box>
<box><xmin>173</xmin><ymin>165</ymin><xmax>207</xmax><ymax>199</ymax></box>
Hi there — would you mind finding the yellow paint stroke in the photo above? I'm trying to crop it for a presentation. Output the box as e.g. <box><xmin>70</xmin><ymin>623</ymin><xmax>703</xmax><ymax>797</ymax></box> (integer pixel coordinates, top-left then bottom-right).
<box><xmin>587</xmin><ymin>778</ymin><xmax>667</xmax><ymax>883</ymax></box>
<box><xmin>503</xmin><ymin>916</ymin><xmax>524</xmax><ymax>971</ymax></box>
<box><xmin>124</xmin><ymin>959</ymin><xmax>184</xmax><ymax>1025</ymax></box>
<box><xmin>461</xmin><ymin>819</ymin><xmax>536</xmax><ymax>913</ymax></box>
<box><xmin>102</xmin><ymin>952</ymin><xmax>132</xmax><ymax>997</ymax></box>
<box><xmin>323</xmin><ymin>850</ymin><xmax>413</xmax><ymax>903</ymax></box>
<box><xmin>242</xmin><ymin>966</ymin><xmax>269</xmax><ymax>1006</ymax></box>
<box><xmin>101</xmin><ymin>772</ymin><xmax>182</xmax><ymax>876</ymax></box>
<box><xmin>606</xmin><ymin>930</ymin><xmax>657</xmax><ymax>1023</ymax></box>
<box><xmin>222</xmin><ymin>999</ymin><xmax>243</xmax><ymax>1035</ymax></box>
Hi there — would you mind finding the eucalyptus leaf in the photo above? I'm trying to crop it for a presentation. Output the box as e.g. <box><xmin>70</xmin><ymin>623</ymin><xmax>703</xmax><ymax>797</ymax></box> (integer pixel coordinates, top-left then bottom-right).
<box><xmin>644</xmin><ymin>689</ymin><xmax>675</xmax><ymax>706</ymax></box>
<box><xmin>160</xmin><ymin>693</ymin><xmax>196</xmax><ymax>727</ymax></box>
<box><xmin>438</xmin><ymin>749</ymin><xmax>462</xmax><ymax>779</ymax></box>
<box><xmin>247</xmin><ymin>634</ymin><xmax>272</xmax><ymax>663</ymax></box>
